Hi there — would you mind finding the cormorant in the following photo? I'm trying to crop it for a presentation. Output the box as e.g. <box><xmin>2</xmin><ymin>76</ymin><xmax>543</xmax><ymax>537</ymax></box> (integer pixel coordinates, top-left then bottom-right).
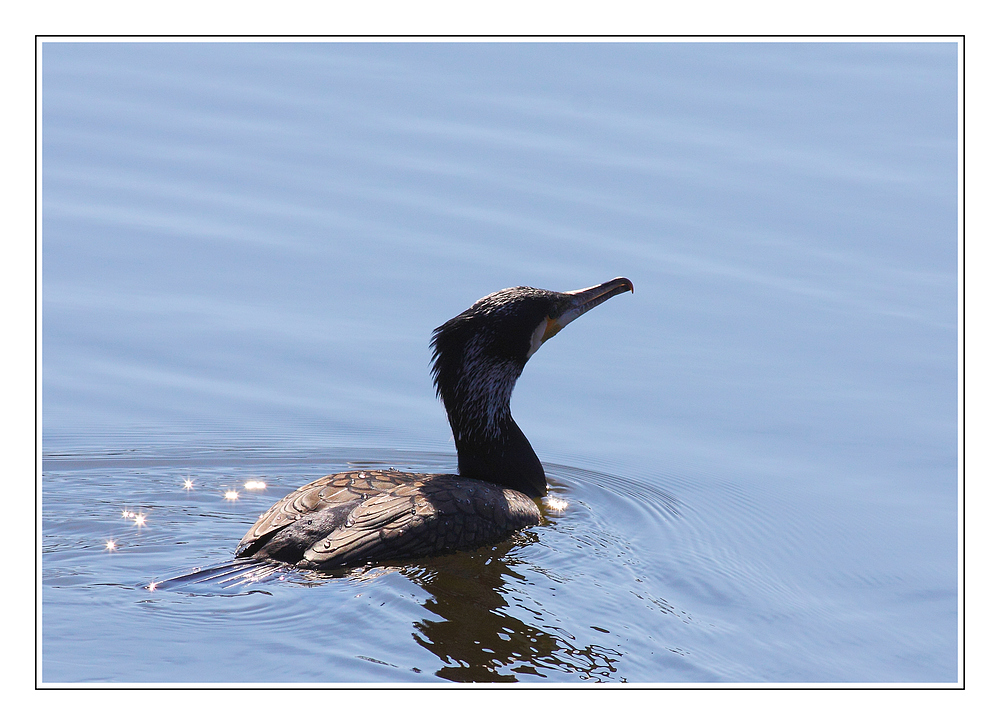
<box><xmin>235</xmin><ymin>277</ymin><xmax>633</xmax><ymax>569</ymax></box>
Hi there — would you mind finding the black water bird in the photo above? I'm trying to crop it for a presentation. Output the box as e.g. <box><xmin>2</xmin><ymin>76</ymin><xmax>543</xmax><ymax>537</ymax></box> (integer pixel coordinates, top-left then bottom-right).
<box><xmin>235</xmin><ymin>277</ymin><xmax>633</xmax><ymax>569</ymax></box>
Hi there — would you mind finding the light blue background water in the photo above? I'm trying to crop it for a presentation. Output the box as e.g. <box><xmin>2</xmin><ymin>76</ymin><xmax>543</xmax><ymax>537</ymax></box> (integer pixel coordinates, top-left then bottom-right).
<box><xmin>41</xmin><ymin>41</ymin><xmax>958</xmax><ymax>683</ymax></box>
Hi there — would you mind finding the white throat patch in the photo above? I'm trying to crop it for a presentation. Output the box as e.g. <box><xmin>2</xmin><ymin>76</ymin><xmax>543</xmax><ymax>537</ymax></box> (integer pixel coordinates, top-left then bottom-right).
<box><xmin>527</xmin><ymin>319</ymin><xmax>548</xmax><ymax>359</ymax></box>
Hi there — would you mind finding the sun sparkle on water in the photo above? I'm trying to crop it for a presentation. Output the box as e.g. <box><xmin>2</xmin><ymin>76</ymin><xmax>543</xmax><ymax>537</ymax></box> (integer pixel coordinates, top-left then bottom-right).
<box><xmin>225</xmin><ymin>489</ymin><xmax>240</xmax><ymax>500</ymax></box>
<box><xmin>244</xmin><ymin>480</ymin><xmax>266</xmax><ymax>490</ymax></box>
<box><xmin>544</xmin><ymin>496</ymin><xmax>569</xmax><ymax>513</ymax></box>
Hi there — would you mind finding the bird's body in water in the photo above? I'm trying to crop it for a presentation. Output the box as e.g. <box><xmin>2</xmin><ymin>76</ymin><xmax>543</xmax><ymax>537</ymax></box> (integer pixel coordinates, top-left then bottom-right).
<box><xmin>236</xmin><ymin>277</ymin><xmax>633</xmax><ymax>569</ymax></box>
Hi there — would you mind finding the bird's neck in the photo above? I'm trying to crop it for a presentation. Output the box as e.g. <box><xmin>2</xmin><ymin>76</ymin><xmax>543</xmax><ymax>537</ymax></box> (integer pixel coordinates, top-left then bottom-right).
<box><xmin>436</xmin><ymin>349</ymin><xmax>547</xmax><ymax>497</ymax></box>
<box><xmin>451</xmin><ymin>412</ymin><xmax>546</xmax><ymax>498</ymax></box>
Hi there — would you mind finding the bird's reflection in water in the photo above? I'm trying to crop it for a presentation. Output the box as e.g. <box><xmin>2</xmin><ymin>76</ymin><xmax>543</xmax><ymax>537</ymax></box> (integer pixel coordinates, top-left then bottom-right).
<box><xmin>156</xmin><ymin>513</ymin><xmax>624</xmax><ymax>681</ymax></box>
<box><xmin>391</xmin><ymin>535</ymin><xmax>623</xmax><ymax>683</ymax></box>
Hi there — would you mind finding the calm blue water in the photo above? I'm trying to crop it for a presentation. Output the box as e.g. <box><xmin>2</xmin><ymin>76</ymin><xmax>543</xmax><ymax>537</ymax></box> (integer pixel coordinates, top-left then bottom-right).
<box><xmin>41</xmin><ymin>41</ymin><xmax>958</xmax><ymax>684</ymax></box>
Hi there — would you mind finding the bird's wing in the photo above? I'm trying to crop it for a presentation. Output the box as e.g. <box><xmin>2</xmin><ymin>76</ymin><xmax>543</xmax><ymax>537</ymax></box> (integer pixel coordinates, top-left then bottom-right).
<box><xmin>235</xmin><ymin>471</ymin><xmax>430</xmax><ymax>557</ymax></box>
<box><xmin>301</xmin><ymin>476</ymin><xmax>540</xmax><ymax>569</ymax></box>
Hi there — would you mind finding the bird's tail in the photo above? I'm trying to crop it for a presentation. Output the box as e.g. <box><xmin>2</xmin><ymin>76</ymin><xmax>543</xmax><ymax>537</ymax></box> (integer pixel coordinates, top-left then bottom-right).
<box><xmin>146</xmin><ymin>558</ymin><xmax>288</xmax><ymax>593</ymax></box>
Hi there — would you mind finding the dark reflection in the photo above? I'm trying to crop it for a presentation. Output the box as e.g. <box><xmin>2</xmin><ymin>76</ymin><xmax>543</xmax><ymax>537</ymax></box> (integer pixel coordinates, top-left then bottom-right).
<box><xmin>392</xmin><ymin>535</ymin><xmax>624</xmax><ymax>683</ymax></box>
<box><xmin>153</xmin><ymin>541</ymin><xmax>626</xmax><ymax>682</ymax></box>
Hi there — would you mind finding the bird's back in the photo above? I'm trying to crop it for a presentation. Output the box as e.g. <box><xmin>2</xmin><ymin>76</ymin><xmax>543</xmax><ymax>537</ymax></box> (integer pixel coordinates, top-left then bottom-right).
<box><xmin>236</xmin><ymin>470</ymin><xmax>541</xmax><ymax>569</ymax></box>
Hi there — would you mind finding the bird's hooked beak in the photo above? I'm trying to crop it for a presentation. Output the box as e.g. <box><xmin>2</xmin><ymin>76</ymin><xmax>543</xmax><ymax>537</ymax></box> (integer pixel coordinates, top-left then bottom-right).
<box><xmin>528</xmin><ymin>277</ymin><xmax>634</xmax><ymax>358</ymax></box>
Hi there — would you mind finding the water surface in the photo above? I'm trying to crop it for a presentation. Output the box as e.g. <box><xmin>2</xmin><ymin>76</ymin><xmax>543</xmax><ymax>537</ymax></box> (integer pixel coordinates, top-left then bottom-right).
<box><xmin>41</xmin><ymin>41</ymin><xmax>958</xmax><ymax>684</ymax></box>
